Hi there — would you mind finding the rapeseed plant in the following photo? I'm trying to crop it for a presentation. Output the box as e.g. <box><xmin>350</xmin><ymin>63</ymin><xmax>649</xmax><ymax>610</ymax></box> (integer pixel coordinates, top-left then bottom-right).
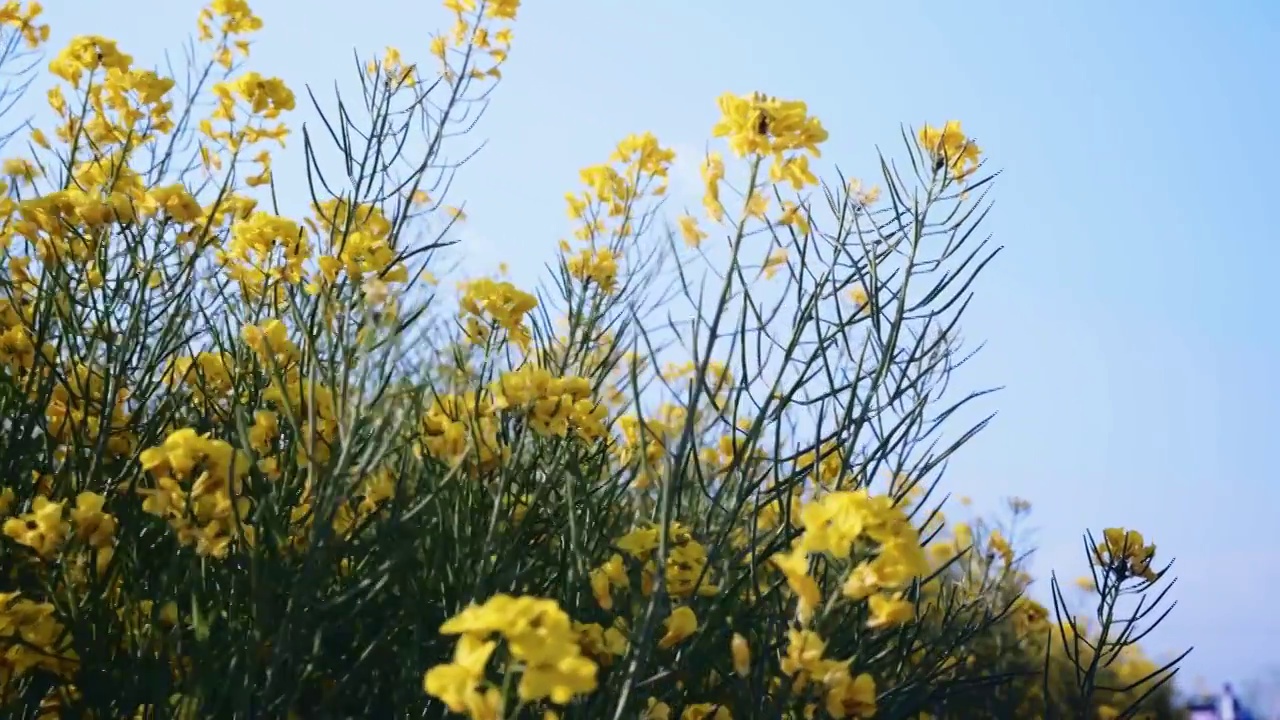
<box><xmin>0</xmin><ymin>0</ymin><xmax>1187</xmax><ymax>717</ymax></box>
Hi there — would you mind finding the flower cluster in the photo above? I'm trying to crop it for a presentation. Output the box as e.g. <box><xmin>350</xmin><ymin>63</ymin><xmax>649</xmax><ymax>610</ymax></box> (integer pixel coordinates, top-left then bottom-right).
<box><xmin>458</xmin><ymin>277</ymin><xmax>539</xmax><ymax>351</ymax></box>
<box><xmin>44</xmin><ymin>363</ymin><xmax>136</xmax><ymax>459</ymax></box>
<box><xmin>604</xmin><ymin>522</ymin><xmax>721</xmax><ymax>602</ymax></box>
<box><xmin>610</xmin><ymin>408</ymin><xmax>685</xmax><ymax>488</ymax></box>
<box><xmin>711</xmin><ymin>92</ymin><xmax>829</xmax><ymax>164</ymax></box>
<box><xmin>919</xmin><ymin>120</ymin><xmax>982</xmax><ymax>181</ymax></box>
<box><xmin>1093</xmin><ymin>527</ymin><xmax>1159</xmax><ymax>582</ymax></box>
<box><xmin>219</xmin><ymin>212</ymin><xmax>312</xmax><ymax>297</ymax></box>
<box><xmin>3</xmin><ymin>496</ymin><xmax>68</xmax><ymax>559</ymax></box>
<box><xmin>778</xmin><ymin>629</ymin><xmax>878</xmax><ymax>718</ymax></box>
<box><xmin>311</xmin><ymin>199</ymin><xmax>409</xmax><ymax>289</ymax></box>
<box><xmin>0</xmin><ymin>593</ymin><xmax>75</xmax><ymax>685</ymax></box>
<box><xmin>436</xmin><ymin>0</ymin><xmax>518</xmax><ymax>81</ymax></box>
<box><xmin>565</xmin><ymin>247</ymin><xmax>619</xmax><ymax>294</ymax></box>
<box><xmin>491</xmin><ymin>364</ymin><xmax>609</xmax><ymax>441</ymax></box>
<box><xmin>137</xmin><ymin>429</ymin><xmax>255</xmax><ymax>558</ymax></box>
<box><xmin>424</xmin><ymin>595</ymin><xmax>599</xmax><ymax>714</ymax></box>
<box><xmin>0</xmin><ymin>1</ymin><xmax>48</xmax><ymax>48</ymax></box>
<box><xmin>778</xmin><ymin>489</ymin><xmax>932</xmax><ymax>628</ymax></box>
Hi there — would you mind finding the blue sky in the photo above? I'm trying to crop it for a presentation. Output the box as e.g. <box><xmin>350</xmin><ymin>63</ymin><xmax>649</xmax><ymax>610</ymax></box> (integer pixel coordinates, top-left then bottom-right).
<box><xmin>32</xmin><ymin>0</ymin><xmax>1280</xmax><ymax>691</ymax></box>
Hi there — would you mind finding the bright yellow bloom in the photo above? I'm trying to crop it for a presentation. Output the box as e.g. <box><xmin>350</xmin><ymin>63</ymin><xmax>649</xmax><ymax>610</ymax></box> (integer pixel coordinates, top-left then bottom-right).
<box><xmin>866</xmin><ymin>592</ymin><xmax>914</xmax><ymax>629</ymax></box>
<box><xmin>1094</xmin><ymin>527</ymin><xmax>1158</xmax><ymax>581</ymax></box>
<box><xmin>69</xmin><ymin>492</ymin><xmax>116</xmax><ymax>549</ymax></box>
<box><xmin>565</xmin><ymin>247</ymin><xmax>620</xmax><ymax>294</ymax></box>
<box><xmin>2</xmin><ymin>496</ymin><xmax>68</xmax><ymax>558</ymax></box>
<box><xmin>423</xmin><ymin>633</ymin><xmax>502</xmax><ymax>717</ymax></box>
<box><xmin>799</xmin><ymin>490</ymin><xmax>870</xmax><ymax>558</ymax></box>
<box><xmin>137</xmin><ymin>428</ymin><xmax>255</xmax><ymax>558</ymax></box>
<box><xmin>918</xmin><ymin>120</ymin><xmax>981</xmax><ymax>180</ymax></box>
<box><xmin>711</xmin><ymin>91</ymin><xmax>828</xmax><ymax>159</ymax></box>
<box><xmin>458</xmin><ymin>277</ymin><xmax>538</xmax><ymax>350</ymax></box>
<box><xmin>428</xmin><ymin>594</ymin><xmax>598</xmax><ymax>708</ymax></box>
<box><xmin>771</xmin><ymin>546</ymin><xmax>822</xmax><ymax>623</ymax></box>
<box><xmin>658</xmin><ymin>606</ymin><xmax>698</xmax><ymax>649</ymax></box>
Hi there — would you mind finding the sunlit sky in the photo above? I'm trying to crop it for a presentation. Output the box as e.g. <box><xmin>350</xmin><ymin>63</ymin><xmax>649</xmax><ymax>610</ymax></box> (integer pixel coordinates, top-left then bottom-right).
<box><xmin>31</xmin><ymin>0</ymin><xmax>1280</xmax><ymax>691</ymax></box>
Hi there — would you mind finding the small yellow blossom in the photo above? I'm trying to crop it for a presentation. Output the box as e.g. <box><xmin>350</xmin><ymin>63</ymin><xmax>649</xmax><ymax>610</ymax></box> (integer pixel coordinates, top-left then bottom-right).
<box><xmin>658</xmin><ymin>606</ymin><xmax>698</xmax><ymax>649</ymax></box>
<box><xmin>730</xmin><ymin>633</ymin><xmax>750</xmax><ymax>677</ymax></box>
<box><xmin>866</xmin><ymin>592</ymin><xmax>914</xmax><ymax>629</ymax></box>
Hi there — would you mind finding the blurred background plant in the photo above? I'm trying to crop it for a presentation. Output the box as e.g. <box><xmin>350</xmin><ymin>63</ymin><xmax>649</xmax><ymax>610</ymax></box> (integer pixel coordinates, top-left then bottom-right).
<box><xmin>0</xmin><ymin>0</ymin><xmax>1189</xmax><ymax>717</ymax></box>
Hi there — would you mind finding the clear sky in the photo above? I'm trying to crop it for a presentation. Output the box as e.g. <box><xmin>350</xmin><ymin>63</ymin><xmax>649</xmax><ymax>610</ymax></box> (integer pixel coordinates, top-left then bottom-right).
<box><xmin>31</xmin><ymin>0</ymin><xmax>1280</xmax><ymax>691</ymax></box>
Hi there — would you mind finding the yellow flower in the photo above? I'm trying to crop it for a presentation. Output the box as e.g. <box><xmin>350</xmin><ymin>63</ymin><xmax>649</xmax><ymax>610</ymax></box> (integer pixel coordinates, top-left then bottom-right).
<box><xmin>137</xmin><ymin>428</ymin><xmax>255</xmax><ymax>558</ymax></box>
<box><xmin>781</xmin><ymin>629</ymin><xmax>836</xmax><ymax>689</ymax></box>
<box><xmin>248</xmin><ymin>410</ymin><xmax>279</xmax><ymax>454</ymax></box>
<box><xmin>658</xmin><ymin>606</ymin><xmax>698</xmax><ymax>649</ymax></box>
<box><xmin>847</xmin><ymin>178</ymin><xmax>881</xmax><ymax>207</ymax></box>
<box><xmin>701</xmin><ymin>152</ymin><xmax>726</xmax><ymax>222</ymax></box>
<box><xmin>762</xmin><ymin>249</ymin><xmax>787</xmax><ymax>280</ymax></box>
<box><xmin>429</xmin><ymin>594</ymin><xmax>599</xmax><ymax>707</ymax></box>
<box><xmin>2</xmin><ymin>157</ymin><xmax>39</xmax><ymax>181</ymax></box>
<box><xmin>770</xmin><ymin>153</ymin><xmax>818</xmax><ymax>190</ymax></box>
<box><xmin>2</xmin><ymin>496</ymin><xmax>69</xmax><ymax>558</ymax></box>
<box><xmin>711</xmin><ymin>91</ymin><xmax>828</xmax><ymax>159</ymax></box>
<box><xmin>918</xmin><ymin>120</ymin><xmax>981</xmax><ymax>180</ymax></box>
<box><xmin>148</xmin><ymin>184</ymin><xmax>203</xmax><ymax>223</ymax></box>
<box><xmin>49</xmin><ymin>35</ymin><xmax>133</xmax><ymax>85</ymax></box>
<box><xmin>458</xmin><ymin>277</ymin><xmax>538</xmax><ymax>350</ymax></box>
<box><xmin>611</xmin><ymin>131</ymin><xmax>675</xmax><ymax>187</ymax></box>
<box><xmin>423</xmin><ymin>634</ymin><xmax>501</xmax><ymax>715</ymax></box>
<box><xmin>779</xmin><ymin>201</ymin><xmax>811</xmax><ymax>236</ymax></box>
<box><xmin>70</xmin><ymin>492</ymin><xmax>117</xmax><ymax>549</ymax></box>
<box><xmin>485</xmin><ymin>0</ymin><xmax>520</xmax><ymax>20</ymax></box>
<box><xmin>771</xmin><ymin>546</ymin><xmax>822</xmax><ymax>623</ymax></box>
<box><xmin>730</xmin><ymin>633</ymin><xmax>750</xmax><ymax>677</ymax></box>
<box><xmin>0</xmin><ymin>1</ymin><xmax>48</xmax><ymax>48</ymax></box>
<box><xmin>589</xmin><ymin>570</ymin><xmax>614</xmax><ymax>611</ymax></box>
<box><xmin>841</xmin><ymin>562</ymin><xmax>879</xmax><ymax>602</ymax></box>
<box><xmin>824</xmin><ymin>669</ymin><xmax>877</xmax><ymax>718</ymax></box>
<box><xmin>679</xmin><ymin>213</ymin><xmax>707</xmax><ymax>247</ymax></box>
<box><xmin>987</xmin><ymin>530</ymin><xmax>1014</xmax><ymax>566</ymax></box>
<box><xmin>799</xmin><ymin>490</ymin><xmax>871</xmax><ymax>558</ymax></box>
<box><xmin>0</xmin><ymin>592</ymin><xmax>72</xmax><ymax>680</ymax></box>
<box><xmin>866</xmin><ymin>592</ymin><xmax>914</xmax><ymax>629</ymax></box>
<box><xmin>847</xmin><ymin>284</ymin><xmax>869</xmax><ymax>312</ymax></box>
<box><xmin>518</xmin><ymin>653</ymin><xmax>598</xmax><ymax>705</ymax></box>
<box><xmin>574</xmin><ymin>621</ymin><xmax>628</xmax><ymax>666</ymax></box>
<box><xmin>430</xmin><ymin>35</ymin><xmax>448</xmax><ymax>60</ymax></box>
<box><xmin>1094</xmin><ymin>527</ymin><xmax>1158</xmax><ymax>581</ymax></box>
<box><xmin>565</xmin><ymin>247</ymin><xmax>620</xmax><ymax>294</ymax></box>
